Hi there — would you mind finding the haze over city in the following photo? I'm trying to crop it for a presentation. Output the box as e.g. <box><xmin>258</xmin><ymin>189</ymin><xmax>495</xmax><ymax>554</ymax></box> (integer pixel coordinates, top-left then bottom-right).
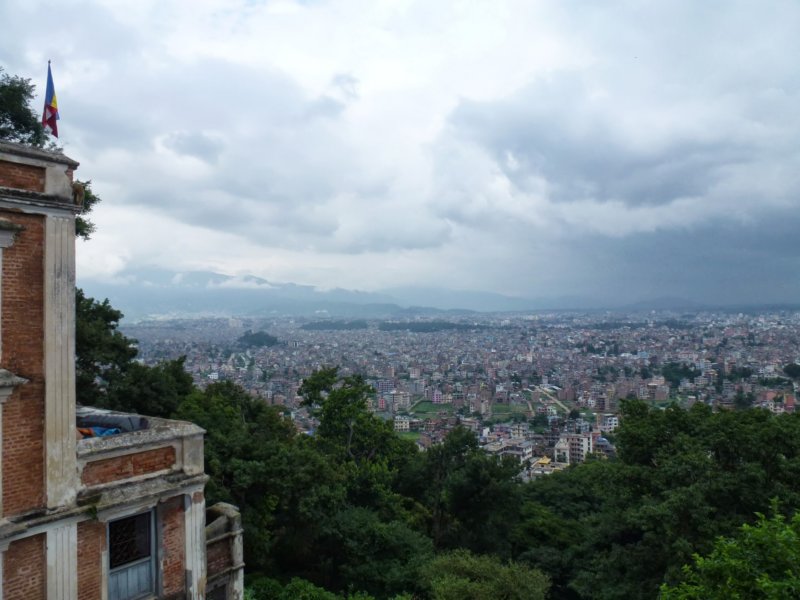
<box><xmin>2</xmin><ymin>0</ymin><xmax>799</xmax><ymax>309</ymax></box>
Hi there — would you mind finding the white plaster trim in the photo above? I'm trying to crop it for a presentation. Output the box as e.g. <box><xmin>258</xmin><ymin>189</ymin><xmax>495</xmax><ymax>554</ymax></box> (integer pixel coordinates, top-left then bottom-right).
<box><xmin>0</xmin><ymin>514</ymin><xmax>82</xmax><ymax>546</ymax></box>
<box><xmin>0</xmin><ymin>149</ymin><xmax>73</xmax><ymax>170</ymax></box>
<box><xmin>96</xmin><ymin>499</ymin><xmax>160</xmax><ymax>524</ymax></box>
<box><xmin>44</xmin><ymin>216</ymin><xmax>77</xmax><ymax>509</ymax></box>
<box><xmin>231</xmin><ymin>530</ymin><xmax>244</xmax><ymax>600</ymax></box>
<box><xmin>0</xmin><ymin>197</ymin><xmax>78</xmax><ymax>216</ymax></box>
<box><xmin>46</xmin><ymin>522</ymin><xmax>78</xmax><ymax>600</ymax></box>
<box><xmin>44</xmin><ymin>165</ymin><xmax>73</xmax><ymax>198</ymax></box>
<box><xmin>184</xmin><ymin>493</ymin><xmax>207</xmax><ymax>600</ymax></box>
<box><xmin>95</xmin><ymin>483</ymin><xmax>205</xmax><ymax>523</ymax></box>
<box><xmin>100</xmin><ymin>546</ymin><xmax>109</xmax><ymax>600</ymax></box>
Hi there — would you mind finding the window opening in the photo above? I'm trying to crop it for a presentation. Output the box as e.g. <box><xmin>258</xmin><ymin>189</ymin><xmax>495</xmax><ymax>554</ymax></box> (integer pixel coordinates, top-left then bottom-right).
<box><xmin>108</xmin><ymin>511</ymin><xmax>155</xmax><ymax>600</ymax></box>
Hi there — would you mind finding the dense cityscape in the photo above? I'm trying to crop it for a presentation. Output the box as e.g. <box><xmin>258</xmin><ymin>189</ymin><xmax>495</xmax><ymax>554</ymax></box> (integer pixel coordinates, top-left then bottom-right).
<box><xmin>125</xmin><ymin>309</ymin><xmax>800</xmax><ymax>476</ymax></box>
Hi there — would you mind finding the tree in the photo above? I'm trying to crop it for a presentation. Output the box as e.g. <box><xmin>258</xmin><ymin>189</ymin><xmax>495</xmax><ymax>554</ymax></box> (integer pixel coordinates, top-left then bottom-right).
<box><xmin>238</xmin><ymin>330</ymin><xmax>279</xmax><ymax>348</ymax></box>
<box><xmin>76</xmin><ymin>288</ymin><xmax>196</xmax><ymax>416</ymax></box>
<box><xmin>531</xmin><ymin>413</ymin><xmax>550</xmax><ymax>430</ymax></box>
<box><xmin>421</xmin><ymin>549</ymin><xmax>549</xmax><ymax>600</ymax></box>
<box><xmin>784</xmin><ymin>363</ymin><xmax>800</xmax><ymax>380</ymax></box>
<box><xmin>734</xmin><ymin>389</ymin><xmax>754</xmax><ymax>410</ymax></box>
<box><xmin>320</xmin><ymin>507</ymin><xmax>433</xmax><ymax>597</ymax></box>
<box><xmin>75</xmin><ymin>288</ymin><xmax>138</xmax><ymax>407</ymax></box>
<box><xmin>246</xmin><ymin>576</ymin><xmax>377</xmax><ymax>600</ymax></box>
<box><xmin>300</xmin><ymin>367</ymin><xmax>406</xmax><ymax>466</ymax></box>
<box><xmin>105</xmin><ymin>357</ymin><xmax>194</xmax><ymax>418</ymax></box>
<box><xmin>396</xmin><ymin>426</ymin><xmax>522</xmax><ymax>556</ymax></box>
<box><xmin>175</xmin><ymin>381</ymin><xmax>345</xmax><ymax>576</ymax></box>
<box><xmin>0</xmin><ymin>68</ymin><xmax>45</xmax><ymax>146</ymax></box>
<box><xmin>75</xmin><ymin>180</ymin><xmax>101</xmax><ymax>240</ymax></box>
<box><xmin>515</xmin><ymin>400</ymin><xmax>800</xmax><ymax>599</ymax></box>
<box><xmin>661</xmin><ymin>504</ymin><xmax>800</xmax><ymax>599</ymax></box>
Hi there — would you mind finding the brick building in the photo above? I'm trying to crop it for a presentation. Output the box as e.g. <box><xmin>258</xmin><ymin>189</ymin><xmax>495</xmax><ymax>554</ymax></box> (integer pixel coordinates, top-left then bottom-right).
<box><xmin>0</xmin><ymin>141</ymin><xmax>243</xmax><ymax>599</ymax></box>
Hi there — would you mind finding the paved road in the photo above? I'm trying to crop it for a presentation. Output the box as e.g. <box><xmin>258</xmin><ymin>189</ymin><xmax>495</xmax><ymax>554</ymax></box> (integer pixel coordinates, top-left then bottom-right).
<box><xmin>531</xmin><ymin>386</ymin><xmax>570</xmax><ymax>415</ymax></box>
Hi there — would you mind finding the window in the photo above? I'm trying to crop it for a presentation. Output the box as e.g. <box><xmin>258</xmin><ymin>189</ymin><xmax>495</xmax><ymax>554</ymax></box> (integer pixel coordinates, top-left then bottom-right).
<box><xmin>108</xmin><ymin>511</ymin><xmax>155</xmax><ymax>600</ymax></box>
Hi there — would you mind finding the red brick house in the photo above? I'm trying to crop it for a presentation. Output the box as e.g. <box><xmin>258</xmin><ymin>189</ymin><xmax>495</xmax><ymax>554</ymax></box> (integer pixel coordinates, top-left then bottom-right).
<box><xmin>0</xmin><ymin>141</ymin><xmax>243</xmax><ymax>599</ymax></box>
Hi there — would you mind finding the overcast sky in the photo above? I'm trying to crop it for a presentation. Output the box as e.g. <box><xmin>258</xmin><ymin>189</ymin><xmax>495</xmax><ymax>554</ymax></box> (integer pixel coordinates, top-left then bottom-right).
<box><xmin>2</xmin><ymin>0</ymin><xmax>799</xmax><ymax>305</ymax></box>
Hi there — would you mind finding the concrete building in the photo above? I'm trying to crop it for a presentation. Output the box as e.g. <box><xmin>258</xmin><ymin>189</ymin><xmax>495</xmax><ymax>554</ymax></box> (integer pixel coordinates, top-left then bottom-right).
<box><xmin>394</xmin><ymin>415</ymin><xmax>411</xmax><ymax>432</ymax></box>
<box><xmin>599</xmin><ymin>414</ymin><xmax>620</xmax><ymax>433</ymax></box>
<box><xmin>554</xmin><ymin>432</ymin><xmax>594</xmax><ymax>465</ymax></box>
<box><xmin>0</xmin><ymin>142</ymin><xmax>243</xmax><ymax>599</ymax></box>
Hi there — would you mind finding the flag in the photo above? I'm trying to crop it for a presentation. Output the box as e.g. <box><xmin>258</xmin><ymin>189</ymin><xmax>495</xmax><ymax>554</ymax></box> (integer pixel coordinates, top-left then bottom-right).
<box><xmin>42</xmin><ymin>62</ymin><xmax>59</xmax><ymax>138</ymax></box>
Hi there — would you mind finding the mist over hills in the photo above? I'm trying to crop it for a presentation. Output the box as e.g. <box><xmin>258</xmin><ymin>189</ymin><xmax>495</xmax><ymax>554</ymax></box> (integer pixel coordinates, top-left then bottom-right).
<box><xmin>79</xmin><ymin>268</ymin><xmax>791</xmax><ymax>321</ymax></box>
<box><xmin>78</xmin><ymin>268</ymin><xmax>574</xmax><ymax>320</ymax></box>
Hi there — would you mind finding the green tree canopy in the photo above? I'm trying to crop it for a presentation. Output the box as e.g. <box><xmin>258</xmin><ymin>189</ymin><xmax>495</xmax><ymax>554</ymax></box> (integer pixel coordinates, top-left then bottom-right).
<box><xmin>515</xmin><ymin>400</ymin><xmax>800</xmax><ymax>599</ymax></box>
<box><xmin>0</xmin><ymin>68</ymin><xmax>45</xmax><ymax>146</ymax></box>
<box><xmin>661</xmin><ymin>503</ymin><xmax>800</xmax><ymax>599</ymax></box>
<box><xmin>421</xmin><ymin>549</ymin><xmax>549</xmax><ymax>600</ymax></box>
<box><xmin>76</xmin><ymin>288</ymin><xmax>195</xmax><ymax>417</ymax></box>
<box><xmin>175</xmin><ymin>381</ymin><xmax>349</xmax><ymax>578</ymax></box>
<box><xmin>784</xmin><ymin>362</ymin><xmax>800</xmax><ymax>379</ymax></box>
<box><xmin>76</xmin><ymin>288</ymin><xmax>138</xmax><ymax>407</ymax></box>
<box><xmin>300</xmin><ymin>367</ymin><xmax>408</xmax><ymax>467</ymax></box>
<box><xmin>75</xmin><ymin>180</ymin><xmax>101</xmax><ymax>240</ymax></box>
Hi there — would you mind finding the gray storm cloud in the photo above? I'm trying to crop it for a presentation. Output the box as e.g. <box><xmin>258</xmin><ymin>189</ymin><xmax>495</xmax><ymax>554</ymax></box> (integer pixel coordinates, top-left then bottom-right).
<box><xmin>2</xmin><ymin>0</ymin><xmax>799</xmax><ymax>305</ymax></box>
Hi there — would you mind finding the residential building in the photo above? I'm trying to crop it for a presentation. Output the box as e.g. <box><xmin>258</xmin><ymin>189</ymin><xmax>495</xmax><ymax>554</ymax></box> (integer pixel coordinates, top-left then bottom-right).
<box><xmin>394</xmin><ymin>415</ymin><xmax>411</xmax><ymax>432</ymax></box>
<box><xmin>555</xmin><ymin>432</ymin><xmax>594</xmax><ymax>465</ymax></box>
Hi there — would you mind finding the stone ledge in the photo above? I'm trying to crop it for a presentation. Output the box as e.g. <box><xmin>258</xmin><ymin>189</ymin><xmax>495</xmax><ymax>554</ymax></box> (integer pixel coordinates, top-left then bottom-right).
<box><xmin>0</xmin><ymin>142</ymin><xmax>79</xmax><ymax>169</ymax></box>
<box><xmin>0</xmin><ymin>186</ymin><xmax>81</xmax><ymax>212</ymax></box>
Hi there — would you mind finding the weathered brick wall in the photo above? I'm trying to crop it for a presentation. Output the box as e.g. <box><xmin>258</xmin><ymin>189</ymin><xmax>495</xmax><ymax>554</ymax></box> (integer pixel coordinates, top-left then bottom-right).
<box><xmin>206</xmin><ymin>537</ymin><xmax>233</xmax><ymax>576</ymax></box>
<box><xmin>161</xmin><ymin>495</ymin><xmax>186</xmax><ymax>598</ymax></box>
<box><xmin>77</xmin><ymin>520</ymin><xmax>106</xmax><ymax>600</ymax></box>
<box><xmin>81</xmin><ymin>446</ymin><xmax>177</xmax><ymax>486</ymax></box>
<box><xmin>2</xmin><ymin>211</ymin><xmax>45</xmax><ymax>516</ymax></box>
<box><xmin>4</xmin><ymin>533</ymin><xmax>45</xmax><ymax>599</ymax></box>
<box><xmin>0</xmin><ymin>160</ymin><xmax>45</xmax><ymax>192</ymax></box>
<box><xmin>206</xmin><ymin>501</ymin><xmax>244</xmax><ymax>598</ymax></box>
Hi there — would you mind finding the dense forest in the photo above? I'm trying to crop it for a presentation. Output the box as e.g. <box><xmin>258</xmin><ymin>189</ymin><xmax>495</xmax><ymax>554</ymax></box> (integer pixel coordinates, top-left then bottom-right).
<box><xmin>238</xmin><ymin>330</ymin><xmax>280</xmax><ymax>348</ymax></box>
<box><xmin>75</xmin><ymin>295</ymin><xmax>800</xmax><ymax>599</ymax></box>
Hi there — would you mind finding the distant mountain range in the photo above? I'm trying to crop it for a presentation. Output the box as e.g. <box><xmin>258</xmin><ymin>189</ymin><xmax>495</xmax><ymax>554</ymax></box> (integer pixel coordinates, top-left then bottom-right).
<box><xmin>78</xmin><ymin>267</ymin><xmax>785</xmax><ymax>321</ymax></box>
<box><xmin>78</xmin><ymin>268</ymin><xmax>580</xmax><ymax>320</ymax></box>
<box><xmin>79</xmin><ymin>268</ymin><xmax>402</xmax><ymax>320</ymax></box>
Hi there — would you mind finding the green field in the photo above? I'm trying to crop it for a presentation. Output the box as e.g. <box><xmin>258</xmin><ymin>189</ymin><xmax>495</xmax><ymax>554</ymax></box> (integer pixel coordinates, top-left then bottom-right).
<box><xmin>410</xmin><ymin>400</ymin><xmax>454</xmax><ymax>417</ymax></box>
<box><xmin>490</xmin><ymin>403</ymin><xmax>530</xmax><ymax>416</ymax></box>
<box><xmin>397</xmin><ymin>431</ymin><xmax>421</xmax><ymax>442</ymax></box>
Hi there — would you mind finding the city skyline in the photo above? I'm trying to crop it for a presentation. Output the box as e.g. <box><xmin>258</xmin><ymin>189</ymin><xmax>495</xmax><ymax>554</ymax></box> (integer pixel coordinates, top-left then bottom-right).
<box><xmin>2</xmin><ymin>0</ymin><xmax>799</xmax><ymax>305</ymax></box>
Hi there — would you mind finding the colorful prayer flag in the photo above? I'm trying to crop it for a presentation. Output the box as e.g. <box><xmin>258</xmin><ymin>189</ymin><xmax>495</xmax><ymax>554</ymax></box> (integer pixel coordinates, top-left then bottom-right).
<box><xmin>42</xmin><ymin>62</ymin><xmax>59</xmax><ymax>138</ymax></box>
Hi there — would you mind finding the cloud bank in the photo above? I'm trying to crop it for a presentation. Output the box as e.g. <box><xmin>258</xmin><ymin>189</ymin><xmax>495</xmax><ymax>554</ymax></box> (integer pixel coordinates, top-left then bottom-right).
<box><xmin>2</xmin><ymin>0</ymin><xmax>799</xmax><ymax>305</ymax></box>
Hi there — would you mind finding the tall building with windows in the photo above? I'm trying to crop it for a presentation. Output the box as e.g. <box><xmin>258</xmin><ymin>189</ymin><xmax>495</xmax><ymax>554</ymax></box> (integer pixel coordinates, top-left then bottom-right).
<box><xmin>0</xmin><ymin>141</ymin><xmax>243</xmax><ymax>599</ymax></box>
